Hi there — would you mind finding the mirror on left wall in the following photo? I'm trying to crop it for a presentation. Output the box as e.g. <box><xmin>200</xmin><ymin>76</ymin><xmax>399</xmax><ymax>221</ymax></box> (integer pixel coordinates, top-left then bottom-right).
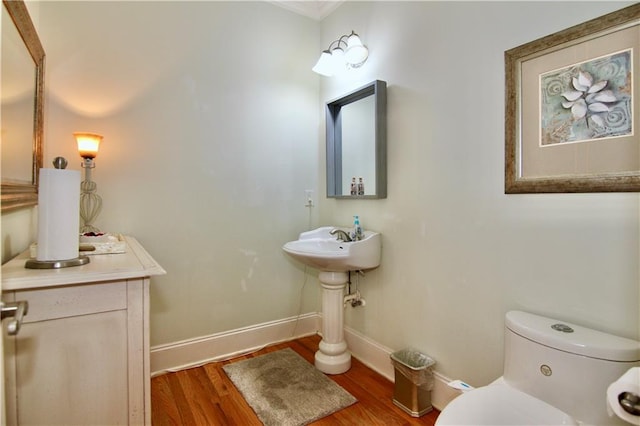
<box><xmin>1</xmin><ymin>0</ymin><xmax>45</xmax><ymax>212</ymax></box>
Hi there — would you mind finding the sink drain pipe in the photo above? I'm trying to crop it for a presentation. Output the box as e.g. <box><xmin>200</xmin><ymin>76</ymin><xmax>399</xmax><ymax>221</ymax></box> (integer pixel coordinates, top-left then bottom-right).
<box><xmin>344</xmin><ymin>290</ymin><xmax>365</xmax><ymax>307</ymax></box>
<box><xmin>344</xmin><ymin>270</ymin><xmax>366</xmax><ymax>307</ymax></box>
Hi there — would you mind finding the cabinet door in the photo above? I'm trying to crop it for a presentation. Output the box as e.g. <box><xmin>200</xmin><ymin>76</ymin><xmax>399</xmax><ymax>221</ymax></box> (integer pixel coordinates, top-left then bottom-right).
<box><xmin>4</xmin><ymin>282</ymin><xmax>130</xmax><ymax>425</ymax></box>
<box><xmin>15</xmin><ymin>310</ymin><xmax>129</xmax><ymax>425</ymax></box>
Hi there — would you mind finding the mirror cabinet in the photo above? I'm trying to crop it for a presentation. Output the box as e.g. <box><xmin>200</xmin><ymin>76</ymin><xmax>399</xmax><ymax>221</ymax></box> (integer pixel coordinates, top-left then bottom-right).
<box><xmin>326</xmin><ymin>80</ymin><xmax>387</xmax><ymax>199</ymax></box>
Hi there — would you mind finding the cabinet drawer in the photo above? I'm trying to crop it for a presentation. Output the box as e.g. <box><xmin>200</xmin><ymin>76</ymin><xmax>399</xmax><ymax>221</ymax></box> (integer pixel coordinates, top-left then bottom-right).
<box><xmin>6</xmin><ymin>281</ymin><xmax>128</xmax><ymax>323</ymax></box>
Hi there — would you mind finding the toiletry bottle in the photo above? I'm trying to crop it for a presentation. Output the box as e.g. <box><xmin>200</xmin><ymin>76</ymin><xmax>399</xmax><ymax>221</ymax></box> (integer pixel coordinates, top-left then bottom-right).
<box><xmin>352</xmin><ymin>215</ymin><xmax>363</xmax><ymax>241</ymax></box>
<box><xmin>350</xmin><ymin>177</ymin><xmax>357</xmax><ymax>196</ymax></box>
<box><xmin>357</xmin><ymin>177</ymin><xmax>364</xmax><ymax>195</ymax></box>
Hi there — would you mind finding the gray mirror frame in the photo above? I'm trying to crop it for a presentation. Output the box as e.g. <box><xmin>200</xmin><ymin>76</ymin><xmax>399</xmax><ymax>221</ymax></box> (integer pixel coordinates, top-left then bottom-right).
<box><xmin>1</xmin><ymin>0</ymin><xmax>45</xmax><ymax>212</ymax></box>
<box><xmin>326</xmin><ymin>80</ymin><xmax>387</xmax><ymax>199</ymax></box>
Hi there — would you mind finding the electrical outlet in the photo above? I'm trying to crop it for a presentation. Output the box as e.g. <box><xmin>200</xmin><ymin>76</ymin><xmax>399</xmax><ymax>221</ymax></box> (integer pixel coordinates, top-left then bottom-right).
<box><xmin>304</xmin><ymin>190</ymin><xmax>314</xmax><ymax>207</ymax></box>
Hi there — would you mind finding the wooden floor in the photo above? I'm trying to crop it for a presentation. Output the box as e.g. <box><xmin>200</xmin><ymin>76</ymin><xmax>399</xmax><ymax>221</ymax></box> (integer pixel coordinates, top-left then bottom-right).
<box><xmin>151</xmin><ymin>334</ymin><xmax>439</xmax><ymax>425</ymax></box>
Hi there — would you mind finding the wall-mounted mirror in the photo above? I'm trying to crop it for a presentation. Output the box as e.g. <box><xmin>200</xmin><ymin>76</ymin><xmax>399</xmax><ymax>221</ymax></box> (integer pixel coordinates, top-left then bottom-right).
<box><xmin>326</xmin><ymin>80</ymin><xmax>387</xmax><ymax>199</ymax></box>
<box><xmin>1</xmin><ymin>0</ymin><xmax>45</xmax><ymax>212</ymax></box>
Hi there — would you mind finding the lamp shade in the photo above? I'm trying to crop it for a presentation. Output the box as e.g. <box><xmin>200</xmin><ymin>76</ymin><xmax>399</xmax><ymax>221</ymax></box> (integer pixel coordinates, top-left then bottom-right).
<box><xmin>345</xmin><ymin>33</ymin><xmax>368</xmax><ymax>67</ymax></box>
<box><xmin>346</xmin><ymin>32</ymin><xmax>363</xmax><ymax>48</ymax></box>
<box><xmin>75</xmin><ymin>132</ymin><xmax>103</xmax><ymax>159</ymax></box>
<box><xmin>330</xmin><ymin>46</ymin><xmax>346</xmax><ymax>72</ymax></box>
<box><xmin>312</xmin><ymin>50</ymin><xmax>335</xmax><ymax>77</ymax></box>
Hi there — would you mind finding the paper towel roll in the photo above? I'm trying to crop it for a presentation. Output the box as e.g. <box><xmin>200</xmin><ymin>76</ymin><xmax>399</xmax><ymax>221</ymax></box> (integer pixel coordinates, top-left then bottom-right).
<box><xmin>36</xmin><ymin>168</ymin><xmax>81</xmax><ymax>261</ymax></box>
<box><xmin>607</xmin><ymin>367</ymin><xmax>640</xmax><ymax>425</ymax></box>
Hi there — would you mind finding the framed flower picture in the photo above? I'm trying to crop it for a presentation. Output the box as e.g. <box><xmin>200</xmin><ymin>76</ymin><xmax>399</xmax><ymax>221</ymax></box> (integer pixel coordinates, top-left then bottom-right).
<box><xmin>505</xmin><ymin>4</ymin><xmax>640</xmax><ymax>193</ymax></box>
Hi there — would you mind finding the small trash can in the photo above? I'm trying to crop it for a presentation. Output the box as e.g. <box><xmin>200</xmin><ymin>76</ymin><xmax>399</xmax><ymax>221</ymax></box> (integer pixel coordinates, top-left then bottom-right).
<box><xmin>390</xmin><ymin>348</ymin><xmax>436</xmax><ymax>417</ymax></box>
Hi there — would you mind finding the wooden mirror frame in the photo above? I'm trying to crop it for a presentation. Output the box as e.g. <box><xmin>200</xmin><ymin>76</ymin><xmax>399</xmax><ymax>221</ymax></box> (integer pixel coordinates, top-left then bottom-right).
<box><xmin>1</xmin><ymin>0</ymin><xmax>45</xmax><ymax>212</ymax></box>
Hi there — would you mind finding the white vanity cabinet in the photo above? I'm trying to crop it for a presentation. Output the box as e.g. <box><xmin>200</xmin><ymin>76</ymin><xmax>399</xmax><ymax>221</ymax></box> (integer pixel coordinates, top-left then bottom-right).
<box><xmin>1</xmin><ymin>237</ymin><xmax>165</xmax><ymax>425</ymax></box>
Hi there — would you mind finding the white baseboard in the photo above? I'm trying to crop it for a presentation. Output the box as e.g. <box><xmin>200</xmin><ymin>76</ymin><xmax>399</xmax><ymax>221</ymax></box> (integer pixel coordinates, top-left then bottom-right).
<box><xmin>150</xmin><ymin>313</ymin><xmax>320</xmax><ymax>377</ymax></box>
<box><xmin>150</xmin><ymin>313</ymin><xmax>461</xmax><ymax>410</ymax></box>
<box><xmin>344</xmin><ymin>326</ymin><xmax>396</xmax><ymax>381</ymax></box>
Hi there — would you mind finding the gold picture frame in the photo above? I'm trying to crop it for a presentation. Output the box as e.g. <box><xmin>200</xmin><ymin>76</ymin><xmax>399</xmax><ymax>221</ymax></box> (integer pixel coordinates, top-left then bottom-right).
<box><xmin>1</xmin><ymin>0</ymin><xmax>45</xmax><ymax>211</ymax></box>
<box><xmin>505</xmin><ymin>4</ymin><xmax>640</xmax><ymax>193</ymax></box>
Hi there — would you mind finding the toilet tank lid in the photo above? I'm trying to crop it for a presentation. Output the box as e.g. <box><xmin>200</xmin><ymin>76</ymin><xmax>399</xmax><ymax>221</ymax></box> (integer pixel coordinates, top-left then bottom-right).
<box><xmin>506</xmin><ymin>311</ymin><xmax>640</xmax><ymax>362</ymax></box>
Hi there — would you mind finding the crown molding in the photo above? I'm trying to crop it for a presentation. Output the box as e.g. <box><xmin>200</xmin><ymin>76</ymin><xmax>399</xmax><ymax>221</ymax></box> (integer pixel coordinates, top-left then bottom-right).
<box><xmin>268</xmin><ymin>0</ymin><xmax>344</xmax><ymax>21</ymax></box>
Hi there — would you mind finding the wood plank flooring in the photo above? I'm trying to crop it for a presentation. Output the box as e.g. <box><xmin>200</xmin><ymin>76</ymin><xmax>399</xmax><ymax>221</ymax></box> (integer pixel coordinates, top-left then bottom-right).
<box><xmin>151</xmin><ymin>334</ymin><xmax>439</xmax><ymax>425</ymax></box>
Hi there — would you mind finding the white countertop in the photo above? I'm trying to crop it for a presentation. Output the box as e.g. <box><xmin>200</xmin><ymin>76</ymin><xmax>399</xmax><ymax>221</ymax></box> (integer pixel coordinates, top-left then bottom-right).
<box><xmin>1</xmin><ymin>236</ymin><xmax>166</xmax><ymax>291</ymax></box>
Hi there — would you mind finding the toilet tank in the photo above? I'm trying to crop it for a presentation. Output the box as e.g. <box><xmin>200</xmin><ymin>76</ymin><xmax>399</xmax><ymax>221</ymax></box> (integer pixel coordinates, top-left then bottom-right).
<box><xmin>503</xmin><ymin>311</ymin><xmax>640</xmax><ymax>426</ymax></box>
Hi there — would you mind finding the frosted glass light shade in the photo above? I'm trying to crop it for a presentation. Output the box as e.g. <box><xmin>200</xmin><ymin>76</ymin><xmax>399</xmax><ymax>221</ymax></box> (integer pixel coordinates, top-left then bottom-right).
<box><xmin>312</xmin><ymin>50</ymin><xmax>335</xmax><ymax>77</ymax></box>
<box><xmin>331</xmin><ymin>46</ymin><xmax>345</xmax><ymax>61</ymax></box>
<box><xmin>345</xmin><ymin>33</ymin><xmax>368</xmax><ymax>67</ymax></box>
<box><xmin>346</xmin><ymin>33</ymin><xmax>363</xmax><ymax>49</ymax></box>
<box><xmin>75</xmin><ymin>132</ymin><xmax>103</xmax><ymax>159</ymax></box>
<box><xmin>331</xmin><ymin>47</ymin><xmax>346</xmax><ymax>73</ymax></box>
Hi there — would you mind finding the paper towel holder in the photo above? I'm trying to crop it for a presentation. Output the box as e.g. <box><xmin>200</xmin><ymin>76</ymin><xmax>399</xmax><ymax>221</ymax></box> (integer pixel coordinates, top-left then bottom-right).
<box><xmin>25</xmin><ymin>157</ymin><xmax>90</xmax><ymax>269</ymax></box>
<box><xmin>25</xmin><ymin>256</ymin><xmax>90</xmax><ymax>269</ymax></box>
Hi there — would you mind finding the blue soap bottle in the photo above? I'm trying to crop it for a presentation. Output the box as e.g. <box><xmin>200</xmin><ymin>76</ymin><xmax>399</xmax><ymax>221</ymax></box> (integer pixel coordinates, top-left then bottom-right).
<box><xmin>352</xmin><ymin>215</ymin><xmax>363</xmax><ymax>241</ymax></box>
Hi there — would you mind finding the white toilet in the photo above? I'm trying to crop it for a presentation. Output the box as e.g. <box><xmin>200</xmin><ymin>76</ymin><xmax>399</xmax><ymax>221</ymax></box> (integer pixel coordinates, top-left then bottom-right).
<box><xmin>436</xmin><ymin>311</ymin><xmax>640</xmax><ymax>425</ymax></box>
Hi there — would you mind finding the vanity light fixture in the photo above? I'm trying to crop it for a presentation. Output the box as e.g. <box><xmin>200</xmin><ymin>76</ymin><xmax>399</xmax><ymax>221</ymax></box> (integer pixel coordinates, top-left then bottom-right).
<box><xmin>75</xmin><ymin>132</ymin><xmax>104</xmax><ymax>233</ymax></box>
<box><xmin>312</xmin><ymin>31</ymin><xmax>369</xmax><ymax>77</ymax></box>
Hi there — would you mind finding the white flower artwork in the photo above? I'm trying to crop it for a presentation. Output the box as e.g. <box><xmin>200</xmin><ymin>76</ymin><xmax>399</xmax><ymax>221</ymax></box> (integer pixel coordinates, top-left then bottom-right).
<box><xmin>540</xmin><ymin>49</ymin><xmax>632</xmax><ymax>146</ymax></box>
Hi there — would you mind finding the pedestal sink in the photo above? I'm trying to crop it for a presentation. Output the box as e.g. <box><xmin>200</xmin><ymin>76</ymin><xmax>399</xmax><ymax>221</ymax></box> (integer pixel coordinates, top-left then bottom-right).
<box><xmin>283</xmin><ymin>226</ymin><xmax>381</xmax><ymax>374</ymax></box>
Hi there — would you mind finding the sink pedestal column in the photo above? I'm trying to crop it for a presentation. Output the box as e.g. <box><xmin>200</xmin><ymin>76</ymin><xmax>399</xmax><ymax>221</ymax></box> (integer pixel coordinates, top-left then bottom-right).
<box><xmin>315</xmin><ymin>271</ymin><xmax>351</xmax><ymax>374</ymax></box>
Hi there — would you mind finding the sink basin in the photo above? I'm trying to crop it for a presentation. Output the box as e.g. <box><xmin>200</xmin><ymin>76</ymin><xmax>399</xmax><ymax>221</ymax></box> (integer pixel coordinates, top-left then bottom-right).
<box><xmin>282</xmin><ymin>226</ymin><xmax>381</xmax><ymax>272</ymax></box>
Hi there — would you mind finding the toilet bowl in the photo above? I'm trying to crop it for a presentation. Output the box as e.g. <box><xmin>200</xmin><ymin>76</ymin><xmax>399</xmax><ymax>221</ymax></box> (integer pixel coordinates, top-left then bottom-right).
<box><xmin>436</xmin><ymin>311</ymin><xmax>640</xmax><ymax>426</ymax></box>
<box><xmin>436</xmin><ymin>378</ymin><xmax>577</xmax><ymax>425</ymax></box>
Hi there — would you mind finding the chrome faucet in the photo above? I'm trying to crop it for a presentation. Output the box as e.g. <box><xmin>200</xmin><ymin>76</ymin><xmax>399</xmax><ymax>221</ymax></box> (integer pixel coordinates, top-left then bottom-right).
<box><xmin>330</xmin><ymin>229</ymin><xmax>352</xmax><ymax>242</ymax></box>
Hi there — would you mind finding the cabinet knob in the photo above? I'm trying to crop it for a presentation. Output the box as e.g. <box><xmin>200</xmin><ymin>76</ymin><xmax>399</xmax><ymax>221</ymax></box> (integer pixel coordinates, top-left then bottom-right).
<box><xmin>1</xmin><ymin>301</ymin><xmax>29</xmax><ymax>335</ymax></box>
